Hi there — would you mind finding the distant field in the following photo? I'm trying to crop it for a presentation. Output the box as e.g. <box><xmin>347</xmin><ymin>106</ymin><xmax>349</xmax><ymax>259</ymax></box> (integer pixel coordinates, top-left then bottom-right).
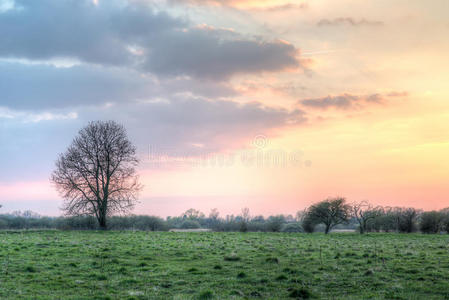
<box><xmin>0</xmin><ymin>231</ymin><xmax>448</xmax><ymax>299</ymax></box>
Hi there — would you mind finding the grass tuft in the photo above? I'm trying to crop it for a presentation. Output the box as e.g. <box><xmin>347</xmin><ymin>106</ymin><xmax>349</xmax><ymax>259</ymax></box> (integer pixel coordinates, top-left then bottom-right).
<box><xmin>224</xmin><ymin>254</ymin><xmax>241</xmax><ymax>261</ymax></box>
<box><xmin>265</xmin><ymin>257</ymin><xmax>279</xmax><ymax>264</ymax></box>
<box><xmin>289</xmin><ymin>287</ymin><xmax>312</xmax><ymax>299</ymax></box>
<box><xmin>25</xmin><ymin>266</ymin><xmax>36</xmax><ymax>273</ymax></box>
<box><xmin>198</xmin><ymin>290</ymin><xmax>214</xmax><ymax>299</ymax></box>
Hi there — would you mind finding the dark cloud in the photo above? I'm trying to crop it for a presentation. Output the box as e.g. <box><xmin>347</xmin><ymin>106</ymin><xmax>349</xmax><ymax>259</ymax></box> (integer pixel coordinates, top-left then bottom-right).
<box><xmin>317</xmin><ymin>18</ymin><xmax>383</xmax><ymax>27</ymax></box>
<box><xmin>0</xmin><ymin>0</ymin><xmax>301</xmax><ymax>80</ymax></box>
<box><xmin>299</xmin><ymin>92</ymin><xmax>406</xmax><ymax>110</ymax></box>
<box><xmin>143</xmin><ymin>28</ymin><xmax>300</xmax><ymax>79</ymax></box>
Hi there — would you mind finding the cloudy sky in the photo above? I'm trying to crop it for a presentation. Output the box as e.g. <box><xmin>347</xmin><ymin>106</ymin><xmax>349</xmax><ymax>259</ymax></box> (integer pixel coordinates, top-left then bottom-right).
<box><xmin>1</xmin><ymin>0</ymin><xmax>448</xmax><ymax>217</ymax></box>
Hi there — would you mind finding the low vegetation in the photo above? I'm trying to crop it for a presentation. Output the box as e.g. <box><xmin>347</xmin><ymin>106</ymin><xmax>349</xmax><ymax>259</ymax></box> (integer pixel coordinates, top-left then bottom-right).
<box><xmin>2</xmin><ymin>200</ymin><xmax>449</xmax><ymax>234</ymax></box>
<box><xmin>1</xmin><ymin>231</ymin><xmax>449</xmax><ymax>299</ymax></box>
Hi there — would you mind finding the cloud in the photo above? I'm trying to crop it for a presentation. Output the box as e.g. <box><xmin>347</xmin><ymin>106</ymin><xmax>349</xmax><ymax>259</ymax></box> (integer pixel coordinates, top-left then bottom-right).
<box><xmin>82</xmin><ymin>96</ymin><xmax>307</xmax><ymax>155</ymax></box>
<box><xmin>299</xmin><ymin>92</ymin><xmax>406</xmax><ymax>110</ymax></box>
<box><xmin>251</xmin><ymin>3</ymin><xmax>308</xmax><ymax>12</ymax></box>
<box><xmin>0</xmin><ymin>61</ymin><xmax>237</xmax><ymax>110</ymax></box>
<box><xmin>0</xmin><ymin>95</ymin><xmax>307</xmax><ymax>181</ymax></box>
<box><xmin>317</xmin><ymin>18</ymin><xmax>384</xmax><ymax>27</ymax></box>
<box><xmin>386</xmin><ymin>91</ymin><xmax>409</xmax><ymax>97</ymax></box>
<box><xmin>143</xmin><ymin>28</ymin><xmax>300</xmax><ymax>79</ymax></box>
<box><xmin>170</xmin><ymin>0</ymin><xmax>308</xmax><ymax>11</ymax></box>
<box><xmin>0</xmin><ymin>0</ymin><xmax>14</xmax><ymax>12</ymax></box>
<box><xmin>0</xmin><ymin>107</ymin><xmax>78</xmax><ymax>123</ymax></box>
<box><xmin>0</xmin><ymin>0</ymin><xmax>302</xmax><ymax>80</ymax></box>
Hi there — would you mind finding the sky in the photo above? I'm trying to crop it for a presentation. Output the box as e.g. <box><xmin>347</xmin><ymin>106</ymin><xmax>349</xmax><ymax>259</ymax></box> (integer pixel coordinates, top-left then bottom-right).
<box><xmin>0</xmin><ymin>0</ymin><xmax>448</xmax><ymax>217</ymax></box>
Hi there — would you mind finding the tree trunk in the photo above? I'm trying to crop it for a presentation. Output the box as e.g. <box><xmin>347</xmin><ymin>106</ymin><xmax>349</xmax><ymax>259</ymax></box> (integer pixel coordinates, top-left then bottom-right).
<box><xmin>325</xmin><ymin>224</ymin><xmax>331</xmax><ymax>234</ymax></box>
<box><xmin>359</xmin><ymin>221</ymin><xmax>365</xmax><ymax>234</ymax></box>
<box><xmin>98</xmin><ymin>212</ymin><xmax>107</xmax><ymax>230</ymax></box>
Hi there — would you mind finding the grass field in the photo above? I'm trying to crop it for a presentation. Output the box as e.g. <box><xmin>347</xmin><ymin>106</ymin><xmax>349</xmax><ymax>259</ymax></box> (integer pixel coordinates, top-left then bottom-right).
<box><xmin>1</xmin><ymin>231</ymin><xmax>449</xmax><ymax>299</ymax></box>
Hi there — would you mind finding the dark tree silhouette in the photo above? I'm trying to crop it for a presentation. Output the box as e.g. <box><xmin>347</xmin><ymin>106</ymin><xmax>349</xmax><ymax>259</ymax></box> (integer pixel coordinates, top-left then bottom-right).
<box><xmin>351</xmin><ymin>201</ymin><xmax>382</xmax><ymax>234</ymax></box>
<box><xmin>306</xmin><ymin>197</ymin><xmax>351</xmax><ymax>234</ymax></box>
<box><xmin>395</xmin><ymin>207</ymin><xmax>420</xmax><ymax>233</ymax></box>
<box><xmin>420</xmin><ymin>211</ymin><xmax>444</xmax><ymax>234</ymax></box>
<box><xmin>51</xmin><ymin>121</ymin><xmax>141</xmax><ymax>229</ymax></box>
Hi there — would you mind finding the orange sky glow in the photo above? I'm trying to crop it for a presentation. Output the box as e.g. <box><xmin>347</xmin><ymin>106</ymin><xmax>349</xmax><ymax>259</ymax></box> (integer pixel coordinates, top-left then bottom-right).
<box><xmin>0</xmin><ymin>0</ymin><xmax>448</xmax><ymax>217</ymax></box>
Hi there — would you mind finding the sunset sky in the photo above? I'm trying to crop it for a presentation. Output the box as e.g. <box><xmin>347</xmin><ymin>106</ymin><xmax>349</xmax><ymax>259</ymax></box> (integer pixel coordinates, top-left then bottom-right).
<box><xmin>1</xmin><ymin>0</ymin><xmax>448</xmax><ymax>217</ymax></box>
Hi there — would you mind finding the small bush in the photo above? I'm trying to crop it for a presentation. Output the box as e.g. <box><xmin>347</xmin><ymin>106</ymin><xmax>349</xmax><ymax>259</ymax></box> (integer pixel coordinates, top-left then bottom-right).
<box><xmin>302</xmin><ymin>216</ymin><xmax>316</xmax><ymax>233</ymax></box>
<box><xmin>180</xmin><ymin>220</ymin><xmax>201</xmax><ymax>229</ymax></box>
<box><xmin>282</xmin><ymin>223</ymin><xmax>303</xmax><ymax>233</ymax></box>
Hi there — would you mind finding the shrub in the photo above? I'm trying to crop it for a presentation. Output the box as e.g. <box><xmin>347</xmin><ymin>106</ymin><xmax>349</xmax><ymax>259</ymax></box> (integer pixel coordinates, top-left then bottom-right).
<box><xmin>420</xmin><ymin>211</ymin><xmax>444</xmax><ymax>233</ymax></box>
<box><xmin>180</xmin><ymin>220</ymin><xmax>201</xmax><ymax>229</ymax></box>
<box><xmin>239</xmin><ymin>221</ymin><xmax>248</xmax><ymax>233</ymax></box>
<box><xmin>282</xmin><ymin>223</ymin><xmax>303</xmax><ymax>233</ymax></box>
<box><xmin>396</xmin><ymin>208</ymin><xmax>420</xmax><ymax>233</ymax></box>
<box><xmin>266</xmin><ymin>215</ymin><xmax>286</xmax><ymax>232</ymax></box>
<box><xmin>302</xmin><ymin>215</ymin><xmax>316</xmax><ymax>233</ymax></box>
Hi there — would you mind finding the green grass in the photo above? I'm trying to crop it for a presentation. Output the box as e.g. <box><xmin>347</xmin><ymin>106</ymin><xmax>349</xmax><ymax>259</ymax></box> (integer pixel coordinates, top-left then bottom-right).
<box><xmin>0</xmin><ymin>231</ymin><xmax>449</xmax><ymax>299</ymax></box>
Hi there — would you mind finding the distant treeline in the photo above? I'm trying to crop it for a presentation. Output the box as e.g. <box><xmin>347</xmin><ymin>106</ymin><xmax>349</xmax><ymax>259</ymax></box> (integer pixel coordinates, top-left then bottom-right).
<box><xmin>1</xmin><ymin>201</ymin><xmax>449</xmax><ymax>234</ymax></box>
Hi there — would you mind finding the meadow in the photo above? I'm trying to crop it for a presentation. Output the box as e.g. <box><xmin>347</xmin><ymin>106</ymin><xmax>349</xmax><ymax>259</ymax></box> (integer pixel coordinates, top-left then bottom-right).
<box><xmin>0</xmin><ymin>231</ymin><xmax>448</xmax><ymax>299</ymax></box>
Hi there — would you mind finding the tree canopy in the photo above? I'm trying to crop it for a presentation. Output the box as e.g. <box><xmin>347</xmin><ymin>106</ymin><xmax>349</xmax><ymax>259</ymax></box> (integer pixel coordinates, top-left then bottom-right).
<box><xmin>51</xmin><ymin>121</ymin><xmax>141</xmax><ymax>229</ymax></box>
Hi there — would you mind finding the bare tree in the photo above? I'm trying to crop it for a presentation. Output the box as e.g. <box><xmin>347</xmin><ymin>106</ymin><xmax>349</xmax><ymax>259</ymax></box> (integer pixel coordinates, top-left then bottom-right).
<box><xmin>182</xmin><ymin>209</ymin><xmax>205</xmax><ymax>220</ymax></box>
<box><xmin>306</xmin><ymin>197</ymin><xmax>351</xmax><ymax>234</ymax></box>
<box><xmin>351</xmin><ymin>201</ymin><xmax>382</xmax><ymax>234</ymax></box>
<box><xmin>295</xmin><ymin>209</ymin><xmax>307</xmax><ymax>222</ymax></box>
<box><xmin>51</xmin><ymin>121</ymin><xmax>141</xmax><ymax>229</ymax></box>
<box><xmin>239</xmin><ymin>207</ymin><xmax>251</xmax><ymax>232</ymax></box>
<box><xmin>209</xmin><ymin>208</ymin><xmax>220</xmax><ymax>221</ymax></box>
<box><xmin>241</xmin><ymin>207</ymin><xmax>251</xmax><ymax>223</ymax></box>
